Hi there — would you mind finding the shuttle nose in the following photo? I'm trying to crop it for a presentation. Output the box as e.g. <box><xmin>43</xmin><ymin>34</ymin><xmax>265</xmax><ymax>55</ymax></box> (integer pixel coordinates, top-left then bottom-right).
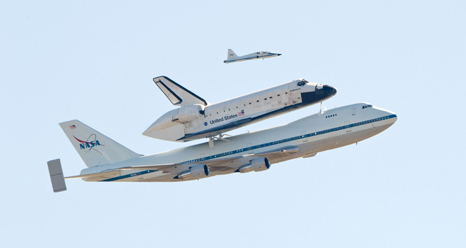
<box><xmin>323</xmin><ymin>85</ymin><xmax>337</xmax><ymax>97</ymax></box>
<box><xmin>300</xmin><ymin>84</ymin><xmax>337</xmax><ymax>105</ymax></box>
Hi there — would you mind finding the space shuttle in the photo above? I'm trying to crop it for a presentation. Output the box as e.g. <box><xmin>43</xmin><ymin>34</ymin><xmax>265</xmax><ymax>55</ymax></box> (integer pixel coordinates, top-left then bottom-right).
<box><xmin>143</xmin><ymin>76</ymin><xmax>337</xmax><ymax>145</ymax></box>
<box><xmin>224</xmin><ymin>49</ymin><xmax>281</xmax><ymax>63</ymax></box>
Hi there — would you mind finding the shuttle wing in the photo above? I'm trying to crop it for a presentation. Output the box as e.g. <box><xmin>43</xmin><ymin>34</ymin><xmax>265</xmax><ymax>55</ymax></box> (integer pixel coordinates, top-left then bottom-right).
<box><xmin>154</xmin><ymin>76</ymin><xmax>208</xmax><ymax>107</ymax></box>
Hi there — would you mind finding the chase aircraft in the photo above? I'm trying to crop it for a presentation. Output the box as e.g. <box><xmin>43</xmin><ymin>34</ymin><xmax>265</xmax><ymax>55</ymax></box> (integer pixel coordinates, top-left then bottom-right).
<box><xmin>224</xmin><ymin>49</ymin><xmax>281</xmax><ymax>63</ymax></box>
<box><xmin>143</xmin><ymin>76</ymin><xmax>337</xmax><ymax>146</ymax></box>
<box><xmin>47</xmin><ymin>103</ymin><xmax>397</xmax><ymax>192</ymax></box>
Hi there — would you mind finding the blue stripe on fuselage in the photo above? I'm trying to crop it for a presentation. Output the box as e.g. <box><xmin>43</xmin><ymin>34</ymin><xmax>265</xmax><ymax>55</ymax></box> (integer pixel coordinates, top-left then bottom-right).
<box><xmin>101</xmin><ymin>114</ymin><xmax>397</xmax><ymax>182</ymax></box>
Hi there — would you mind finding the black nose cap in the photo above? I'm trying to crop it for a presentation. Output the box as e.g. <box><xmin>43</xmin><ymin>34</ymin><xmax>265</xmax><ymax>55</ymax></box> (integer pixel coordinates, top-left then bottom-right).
<box><xmin>323</xmin><ymin>85</ymin><xmax>337</xmax><ymax>97</ymax></box>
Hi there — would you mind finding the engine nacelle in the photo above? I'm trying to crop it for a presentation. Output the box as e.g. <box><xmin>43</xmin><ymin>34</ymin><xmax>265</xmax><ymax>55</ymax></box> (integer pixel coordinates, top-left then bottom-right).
<box><xmin>238</xmin><ymin>157</ymin><xmax>271</xmax><ymax>173</ymax></box>
<box><xmin>173</xmin><ymin>104</ymin><xmax>205</xmax><ymax>123</ymax></box>
<box><xmin>176</xmin><ymin>164</ymin><xmax>210</xmax><ymax>180</ymax></box>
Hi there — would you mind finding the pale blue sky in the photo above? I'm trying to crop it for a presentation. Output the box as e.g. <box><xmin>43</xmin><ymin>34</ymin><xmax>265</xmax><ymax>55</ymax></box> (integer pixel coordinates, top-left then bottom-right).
<box><xmin>1</xmin><ymin>1</ymin><xmax>465</xmax><ymax>247</ymax></box>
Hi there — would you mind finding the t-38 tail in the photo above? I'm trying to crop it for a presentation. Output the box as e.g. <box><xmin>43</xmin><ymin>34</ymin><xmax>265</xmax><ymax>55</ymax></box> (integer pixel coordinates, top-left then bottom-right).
<box><xmin>227</xmin><ymin>49</ymin><xmax>238</xmax><ymax>60</ymax></box>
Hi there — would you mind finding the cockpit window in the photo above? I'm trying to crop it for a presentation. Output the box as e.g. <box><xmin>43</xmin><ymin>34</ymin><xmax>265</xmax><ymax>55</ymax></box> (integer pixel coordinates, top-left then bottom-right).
<box><xmin>297</xmin><ymin>79</ymin><xmax>308</xmax><ymax>86</ymax></box>
<box><xmin>362</xmin><ymin>104</ymin><xmax>373</xmax><ymax>109</ymax></box>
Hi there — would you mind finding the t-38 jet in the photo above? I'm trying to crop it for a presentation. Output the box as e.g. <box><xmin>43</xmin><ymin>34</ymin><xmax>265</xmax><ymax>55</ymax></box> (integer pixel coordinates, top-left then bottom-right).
<box><xmin>224</xmin><ymin>49</ymin><xmax>281</xmax><ymax>63</ymax></box>
<box><xmin>143</xmin><ymin>76</ymin><xmax>337</xmax><ymax>147</ymax></box>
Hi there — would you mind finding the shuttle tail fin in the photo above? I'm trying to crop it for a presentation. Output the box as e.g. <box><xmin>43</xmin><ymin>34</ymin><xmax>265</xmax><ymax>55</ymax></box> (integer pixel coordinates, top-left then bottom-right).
<box><xmin>227</xmin><ymin>49</ymin><xmax>238</xmax><ymax>60</ymax></box>
<box><xmin>59</xmin><ymin>120</ymin><xmax>141</xmax><ymax>168</ymax></box>
<box><xmin>153</xmin><ymin>76</ymin><xmax>208</xmax><ymax>107</ymax></box>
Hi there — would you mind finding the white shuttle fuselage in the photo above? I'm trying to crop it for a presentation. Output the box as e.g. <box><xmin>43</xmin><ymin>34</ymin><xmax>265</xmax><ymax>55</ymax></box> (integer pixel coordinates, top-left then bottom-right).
<box><xmin>143</xmin><ymin>76</ymin><xmax>337</xmax><ymax>142</ymax></box>
<box><xmin>48</xmin><ymin>103</ymin><xmax>397</xmax><ymax>192</ymax></box>
<box><xmin>223</xmin><ymin>49</ymin><xmax>281</xmax><ymax>63</ymax></box>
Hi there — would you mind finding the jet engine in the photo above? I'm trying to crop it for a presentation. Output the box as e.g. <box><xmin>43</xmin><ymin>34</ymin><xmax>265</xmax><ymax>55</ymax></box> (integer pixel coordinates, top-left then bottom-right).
<box><xmin>176</xmin><ymin>164</ymin><xmax>210</xmax><ymax>180</ymax></box>
<box><xmin>238</xmin><ymin>157</ymin><xmax>271</xmax><ymax>173</ymax></box>
<box><xmin>172</xmin><ymin>104</ymin><xmax>205</xmax><ymax>123</ymax></box>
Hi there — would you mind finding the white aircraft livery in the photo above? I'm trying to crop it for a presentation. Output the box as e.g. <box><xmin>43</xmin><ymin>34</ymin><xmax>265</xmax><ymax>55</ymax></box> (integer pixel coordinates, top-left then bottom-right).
<box><xmin>224</xmin><ymin>49</ymin><xmax>281</xmax><ymax>63</ymax></box>
<box><xmin>143</xmin><ymin>76</ymin><xmax>337</xmax><ymax>144</ymax></box>
<box><xmin>47</xmin><ymin>103</ymin><xmax>397</xmax><ymax>192</ymax></box>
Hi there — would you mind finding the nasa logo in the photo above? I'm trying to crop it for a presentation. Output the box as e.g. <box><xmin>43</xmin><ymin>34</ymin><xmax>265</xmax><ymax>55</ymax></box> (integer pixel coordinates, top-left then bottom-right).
<box><xmin>204</xmin><ymin>122</ymin><xmax>208</xmax><ymax>126</ymax></box>
<box><xmin>73</xmin><ymin>134</ymin><xmax>103</xmax><ymax>152</ymax></box>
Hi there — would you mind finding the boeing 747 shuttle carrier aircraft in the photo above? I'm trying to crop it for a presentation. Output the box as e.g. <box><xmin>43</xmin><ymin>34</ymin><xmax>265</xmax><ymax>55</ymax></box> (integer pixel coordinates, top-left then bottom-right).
<box><xmin>143</xmin><ymin>76</ymin><xmax>337</xmax><ymax>146</ymax></box>
<box><xmin>47</xmin><ymin>103</ymin><xmax>397</xmax><ymax>192</ymax></box>
<box><xmin>224</xmin><ymin>49</ymin><xmax>281</xmax><ymax>63</ymax></box>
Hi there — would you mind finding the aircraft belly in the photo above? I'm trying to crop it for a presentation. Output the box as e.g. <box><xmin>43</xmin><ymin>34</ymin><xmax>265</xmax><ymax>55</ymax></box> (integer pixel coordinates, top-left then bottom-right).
<box><xmin>93</xmin><ymin>170</ymin><xmax>166</xmax><ymax>182</ymax></box>
<box><xmin>141</xmin><ymin>173</ymin><xmax>180</xmax><ymax>182</ymax></box>
<box><xmin>140</xmin><ymin>169</ymin><xmax>236</xmax><ymax>182</ymax></box>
